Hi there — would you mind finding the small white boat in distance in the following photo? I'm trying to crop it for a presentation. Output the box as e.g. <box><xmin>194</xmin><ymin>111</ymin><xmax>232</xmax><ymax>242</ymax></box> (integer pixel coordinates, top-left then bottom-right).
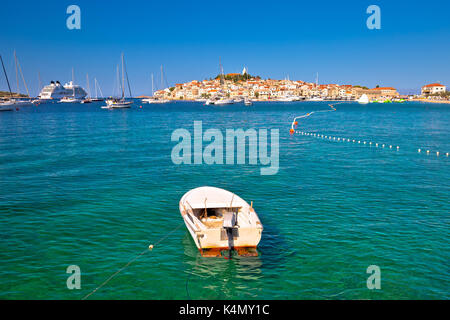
<box><xmin>308</xmin><ymin>96</ymin><xmax>324</xmax><ymax>101</ymax></box>
<box><xmin>0</xmin><ymin>101</ymin><xmax>15</xmax><ymax>111</ymax></box>
<box><xmin>179</xmin><ymin>186</ymin><xmax>263</xmax><ymax>257</ymax></box>
<box><xmin>103</xmin><ymin>98</ymin><xmax>132</xmax><ymax>109</ymax></box>
<box><xmin>358</xmin><ymin>94</ymin><xmax>369</xmax><ymax>104</ymax></box>
<box><xmin>59</xmin><ymin>96</ymin><xmax>81</xmax><ymax>103</ymax></box>
<box><xmin>142</xmin><ymin>97</ymin><xmax>170</xmax><ymax>104</ymax></box>
<box><xmin>214</xmin><ymin>98</ymin><xmax>234</xmax><ymax>105</ymax></box>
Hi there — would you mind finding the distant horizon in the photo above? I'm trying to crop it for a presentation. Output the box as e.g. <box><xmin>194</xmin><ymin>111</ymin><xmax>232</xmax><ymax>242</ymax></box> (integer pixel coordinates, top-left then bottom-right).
<box><xmin>1</xmin><ymin>0</ymin><xmax>449</xmax><ymax>97</ymax></box>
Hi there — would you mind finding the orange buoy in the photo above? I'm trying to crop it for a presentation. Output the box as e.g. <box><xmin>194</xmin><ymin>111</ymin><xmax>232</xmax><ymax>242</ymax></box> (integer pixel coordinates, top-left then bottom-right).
<box><xmin>289</xmin><ymin>128</ymin><xmax>294</xmax><ymax>135</ymax></box>
<box><xmin>294</xmin><ymin>121</ymin><xmax>298</xmax><ymax>126</ymax></box>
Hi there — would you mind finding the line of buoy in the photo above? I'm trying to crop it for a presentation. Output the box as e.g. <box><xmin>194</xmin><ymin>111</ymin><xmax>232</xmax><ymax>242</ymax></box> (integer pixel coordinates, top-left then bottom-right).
<box><xmin>295</xmin><ymin>131</ymin><xmax>447</xmax><ymax>158</ymax></box>
<box><xmin>291</xmin><ymin>106</ymin><xmax>448</xmax><ymax>159</ymax></box>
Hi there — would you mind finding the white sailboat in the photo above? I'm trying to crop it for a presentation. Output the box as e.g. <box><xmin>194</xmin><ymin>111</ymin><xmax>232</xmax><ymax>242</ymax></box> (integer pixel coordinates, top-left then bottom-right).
<box><xmin>103</xmin><ymin>53</ymin><xmax>133</xmax><ymax>109</ymax></box>
<box><xmin>91</xmin><ymin>78</ymin><xmax>104</xmax><ymax>101</ymax></box>
<box><xmin>179</xmin><ymin>186</ymin><xmax>263</xmax><ymax>257</ymax></box>
<box><xmin>81</xmin><ymin>74</ymin><xmax>92</xmax><ymax>103</ymax></box>
<box><xmin>142</xmin><ymin>67</ymin><xmax>170</xmax><ymax>104</ymax></box>
<box><xmin>358</xmin><ymin>94</ymin><xmax>369</xmax><ymax>104</ymax></box>
<box><xmin>60</xmin><ymin>68</ymin><xmax>81</xmax><ymax>103</ymax></box>
<box><xmin>0</xmin><ymin>54</ymin><xmax>16</xmax><ymax>111</ymax></box>
<box><xmin>206</xmin><ymin>59</ymin><xmax>234</xmax><ymax>106</ymax></box>
<box><xmin>10</xmin><ymin>51</ymin><xmax>32</xmax><ymax>106</ymax></box>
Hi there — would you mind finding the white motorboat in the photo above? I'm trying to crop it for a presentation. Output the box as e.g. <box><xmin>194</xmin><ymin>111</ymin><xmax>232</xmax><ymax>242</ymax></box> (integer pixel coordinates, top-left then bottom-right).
<box><xmin>142</xmin><ymin>97</ymin><xmax>170</xmax><ymax>104</ymax></box>
<box><xmin>278</xmin><ymin>96</ymin><xmax>297</xmax><ymax>102</ymax></box>
<box><xmin>179</xmin><ymin>186</ymin><xmax>263</xmax><ymax>257</ymax></box>
<box><xmin>308</xmin><ymin>96</ymin><xmax>324</xmax><ymax>101</ymax></box>
<box><xmin>60</xmin><ymin>96</ymin><xmax>81</xmax><ymax>103</ymax></box>
<box><xmin>244</xmin><ymin>98</ymin><xmax>253</xmax><ymax>106</ymax></box>
<box><xmin>214</xmin><ymin>98</ymin><xmax>234</xmax><ymax>105</ymax></box>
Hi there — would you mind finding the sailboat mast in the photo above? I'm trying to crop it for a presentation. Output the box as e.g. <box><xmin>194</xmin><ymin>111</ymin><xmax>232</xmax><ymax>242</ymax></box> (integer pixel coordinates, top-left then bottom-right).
<box><xmin>121</xmin><ymin>53</ymin><xmax>125</xmax><ymax>99</ymax></box>
<box><xmin>161</xmin><ymin>65</ymin><xmax>163</xmax><ymax>90</ymax></box>
<box><xmin>116</xmin><ymin>65</ymin><xmax>120</xmax><ymax>98</ymax></box>
<box><xmin>0</xmin><ymin>54</ymin><xmax>13</xmax><ymax>98</ymax></box>
<box><xmin>14</xmin><ymin>50</ymin><xmax>19</xmax><ymax>97</ymax></box>
<box><xmin>219</xmin><ymin>57</ymin><xmax>225</xmax><ymax>89</ymax></box>
<box><xmin>86</xmin><ymin>73</ymin><xmax>91</xmax><ymax>98</ymax></box>
<box><xmin>94</xmin><ymin>77</ymin><xmax>98</xmax><ymax>99</ymax></box>
<box><xmin>97</xmin><ymin>78</ymin><xmax>104</xmax><ymax>98</ymax></box>
<box><xmin>72</xmin><ymin>68</ymin><xmax>75</xmax><ymax>97</ymax></box>
<box><xmin>151</xmin><ymin>73</ymin><xmax>154</xmax><ymax>96</ymax></box>
<box><xmin>15</xmin><ymin>52</ymin><xmax>30</xmax><ymax>98</ymax></box>
<box><xmin>38</xmin><ymin>72</ymin><xmax>42</xmax><ymax>96</ymax></box>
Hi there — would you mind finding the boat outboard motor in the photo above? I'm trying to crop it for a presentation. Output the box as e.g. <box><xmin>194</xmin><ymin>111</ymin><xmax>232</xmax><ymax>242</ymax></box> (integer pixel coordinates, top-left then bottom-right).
<box><xmin>223</xmin><ymin>211</ymin><xmax>237</xmax><ymax>258</ymax></box>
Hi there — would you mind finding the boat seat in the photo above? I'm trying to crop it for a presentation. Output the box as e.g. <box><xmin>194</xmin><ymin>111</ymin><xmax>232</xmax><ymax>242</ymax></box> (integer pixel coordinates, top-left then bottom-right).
<box><xmin>223</xmin><ymin>211</ymin><xmax>236</xmax><ymax>228</ymax></box>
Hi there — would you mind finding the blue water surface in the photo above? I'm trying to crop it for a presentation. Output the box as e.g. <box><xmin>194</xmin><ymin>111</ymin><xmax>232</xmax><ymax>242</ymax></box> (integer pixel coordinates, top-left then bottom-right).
<box><xmin>0</xmin><ymin>100</ymin><xmax>448</xmax><ymax>299</ymax></box>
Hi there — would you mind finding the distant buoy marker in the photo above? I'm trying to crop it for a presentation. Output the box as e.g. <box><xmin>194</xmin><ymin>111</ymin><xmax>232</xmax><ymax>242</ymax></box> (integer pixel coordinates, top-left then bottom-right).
<box><xmin>149</xmin><ymin>244</ymin><xmax>154</xmax><ymax>250</ymax></box>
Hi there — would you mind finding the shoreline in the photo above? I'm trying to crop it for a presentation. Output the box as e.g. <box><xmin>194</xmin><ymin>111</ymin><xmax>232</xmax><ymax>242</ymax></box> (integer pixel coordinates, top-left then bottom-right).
<box><xmin>411</xmin><ymin>99</ymin><xmax>450</xmax><ymax>104</ymax></box>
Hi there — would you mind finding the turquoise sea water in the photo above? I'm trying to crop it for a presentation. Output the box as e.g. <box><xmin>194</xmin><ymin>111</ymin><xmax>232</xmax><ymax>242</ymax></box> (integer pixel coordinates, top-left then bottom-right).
<box><xmin>0</xmin><ymin>101</ymin><xmax>448</xmax><ymax>299</ymax></box>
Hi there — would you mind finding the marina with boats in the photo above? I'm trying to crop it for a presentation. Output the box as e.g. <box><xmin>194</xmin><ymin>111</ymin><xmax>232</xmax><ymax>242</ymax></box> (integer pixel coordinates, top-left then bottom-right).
<box><xmin>1</xmin><ymin>51</ymin><xmax>445</xmax><ymax>110</ymax></box>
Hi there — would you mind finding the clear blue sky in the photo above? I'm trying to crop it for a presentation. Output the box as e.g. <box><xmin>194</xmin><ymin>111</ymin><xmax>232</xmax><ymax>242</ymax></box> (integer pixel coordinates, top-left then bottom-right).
<box><xmin>0</xmin><ymin>0</ymin><xmax>449</xmax><ymax>96</ymax></box>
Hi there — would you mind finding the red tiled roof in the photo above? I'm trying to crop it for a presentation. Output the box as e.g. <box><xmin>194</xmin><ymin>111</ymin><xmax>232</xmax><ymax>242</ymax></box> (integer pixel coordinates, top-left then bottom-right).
<box><xmin>371</xmin><ymin>87</ymin><xmax>397</xmax><ymax>91</ymax></box>
<box><xmin>422</xmin><ymin>83</ymin><xmax>445</xmax><ymax>88</ymax></box>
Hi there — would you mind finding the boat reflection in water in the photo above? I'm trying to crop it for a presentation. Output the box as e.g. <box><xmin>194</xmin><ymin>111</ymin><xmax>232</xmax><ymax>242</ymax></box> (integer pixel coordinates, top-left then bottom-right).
<box><xmin>182</xmin><ymin>233</ymin><xmax>263</xmax><ymax>299</ymax></box>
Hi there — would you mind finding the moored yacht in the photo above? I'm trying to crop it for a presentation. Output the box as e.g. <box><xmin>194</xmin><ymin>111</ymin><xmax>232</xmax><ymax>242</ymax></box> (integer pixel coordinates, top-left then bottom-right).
<box><xmin>142</xmin><ymin>97</ymin><xmax>170</xmax><ymax>104</ymax></box>
<box><xmin>214</xmin><ymin>98</ymin><xmax>234</xmax><ymax>105</ymax></box>
<box><xmin>0</xmin><ymin>100</ymin><xmax>15</xmax><ymax>111</ymax></box>
<box><xmin>103</xmin><ymin>98</ymin><xmax>132</xmax><ymax>108</ymax></box>
<box><xmin>60</xmin><ymin>96</ymin><xmax>81</xmax><ymax>103</ymax></box>
<box><xmin>102</xmin><ymin>53</ymin><xmax>133</xmax><ymax>109</ymax></box>
<box><xmin>308</xmin><ymin>96</ymin><xmax>324</xmax><ymax>101</ymax></box>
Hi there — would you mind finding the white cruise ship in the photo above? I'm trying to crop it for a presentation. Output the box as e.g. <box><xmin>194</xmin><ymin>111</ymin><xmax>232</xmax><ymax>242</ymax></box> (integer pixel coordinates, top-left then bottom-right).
<box><xmin>38</xmin><ymin>81</ymin><xmax>87</xmax><ymax>100</ymax></box>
